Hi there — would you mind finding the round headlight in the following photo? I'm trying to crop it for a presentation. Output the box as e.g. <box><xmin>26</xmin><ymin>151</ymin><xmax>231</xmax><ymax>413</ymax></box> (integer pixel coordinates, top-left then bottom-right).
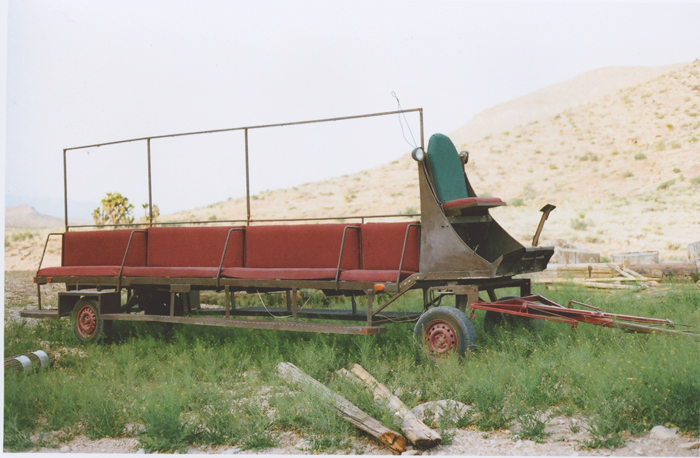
<box><xmin>411</xmin><ymin>147</ymin><xmax>425</xmax><ymax>162</ymax></box>
<box><xmin>459</xmin><ymin>151</ymin><xmax>469</xmax><ymax>165</ymax></box>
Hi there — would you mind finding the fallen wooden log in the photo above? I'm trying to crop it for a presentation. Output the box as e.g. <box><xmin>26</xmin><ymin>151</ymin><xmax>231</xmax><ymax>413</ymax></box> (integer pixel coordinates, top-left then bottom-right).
<box><xmin>4</xmin><ymin>349</ymin><xmax>54</xmax><ymax>374</ymax></box>
<box><xmin>572</xmin><ymin>281</ymin><xmax>638</xmax><ymax>290</ymax></box>
<box><xmin>534</xmin><ymin>277</ymin><xmax>655</xmax><ymax>284</ymax></box>
<box><xmin>276</xmin><ymin>362</ymin><xmax>406</xmax><ymax>454</ymax></box>
<box><xmin>533</xmin><ymin>278</ymin><xmax>640</xmax><ymax>289</ymax></box>
<box><xmin>347</xmin><ymin>364</ymin><xmax>442</xmax><ymax>449</ymax></box>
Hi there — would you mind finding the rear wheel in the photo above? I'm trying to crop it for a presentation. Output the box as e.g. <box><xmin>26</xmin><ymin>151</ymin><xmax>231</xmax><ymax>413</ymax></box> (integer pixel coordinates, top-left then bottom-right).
<box><xmin>72</xmin><ymin>298</ymin><xmax>110</xmax><ymax>343</ymax></box>
<box><xmin>483</xmin><ymin>296</ymin><xmax>544</xmax><ymax>333</ymax></box>
<box><xmin>414</xmin><ymin>306</ymin><xmax>477</xmax><ymax>360</ymax></box>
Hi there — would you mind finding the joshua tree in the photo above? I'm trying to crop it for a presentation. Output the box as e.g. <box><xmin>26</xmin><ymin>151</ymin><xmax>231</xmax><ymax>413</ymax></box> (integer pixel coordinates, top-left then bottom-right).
<box><xmin>92</xmin><ymin>192</ymin><xmax>134</xmax><ymax>226</ymax></box>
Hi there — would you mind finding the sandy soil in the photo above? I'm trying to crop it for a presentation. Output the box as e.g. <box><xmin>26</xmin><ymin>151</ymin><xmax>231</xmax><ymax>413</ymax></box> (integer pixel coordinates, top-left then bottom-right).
<box><xmin>28</xmin><ymin>417</ymin><xmax>700</xmax><ymax>455</ymax></box>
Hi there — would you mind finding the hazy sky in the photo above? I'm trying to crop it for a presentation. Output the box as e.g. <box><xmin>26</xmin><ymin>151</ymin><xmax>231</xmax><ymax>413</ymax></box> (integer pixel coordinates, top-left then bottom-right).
<box><xmin>5</xmin><ymin>0</ymin><xmax>700</xmax><ymax>220</ymax></box>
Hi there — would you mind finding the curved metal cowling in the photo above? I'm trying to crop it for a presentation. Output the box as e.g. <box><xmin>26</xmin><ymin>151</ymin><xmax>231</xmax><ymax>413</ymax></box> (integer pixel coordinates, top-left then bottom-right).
<box><xmin>417</xmin><ymin>134</ymin><xmax>554</xmax><ymax>278</ymax></box>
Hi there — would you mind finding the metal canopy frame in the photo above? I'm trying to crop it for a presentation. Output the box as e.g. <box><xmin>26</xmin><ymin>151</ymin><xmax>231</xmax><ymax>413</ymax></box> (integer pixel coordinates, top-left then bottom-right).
<box><xmin>62</xmin><ymin>108</ymin><xmax>424</xmax><ymax>231</ymax></box>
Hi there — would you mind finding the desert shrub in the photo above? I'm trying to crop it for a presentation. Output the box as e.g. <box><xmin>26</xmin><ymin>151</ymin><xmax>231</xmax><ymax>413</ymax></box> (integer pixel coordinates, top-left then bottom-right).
<box><xmin>579</xmin><ymin>152</ymin><xmax>599</xmax><ymax>161</ymax></box>
<box><xmin>657</xmin><ymin>179</ymin><xmax>676</xmax><ymax>190</ymax></box>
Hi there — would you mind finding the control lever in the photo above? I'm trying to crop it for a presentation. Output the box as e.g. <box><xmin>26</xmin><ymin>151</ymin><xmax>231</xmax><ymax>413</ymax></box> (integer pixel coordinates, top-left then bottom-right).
<box><xmin>532</xmin><ymin>204</ymin><xmax>556</xmax><ymax>247</ymax></box>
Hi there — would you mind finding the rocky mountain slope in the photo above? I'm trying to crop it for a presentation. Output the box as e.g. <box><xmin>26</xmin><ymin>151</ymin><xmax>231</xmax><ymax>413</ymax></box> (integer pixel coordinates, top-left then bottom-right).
<box><xmin>167</xmin><ymin>61</ymin><xmax>700</xmax><ymax>262</ymax></box>
<box><xmin>5</xmin><ymin>204</ymin><xmax>64</xmax><ymax>229</ymax></box>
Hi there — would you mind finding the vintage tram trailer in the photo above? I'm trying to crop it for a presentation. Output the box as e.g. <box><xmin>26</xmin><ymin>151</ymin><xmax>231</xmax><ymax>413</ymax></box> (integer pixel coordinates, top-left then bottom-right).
<box><xmin>24</xmin><ymin>109</ymin><xmax>681</xmax><ymax>356</ymax></box>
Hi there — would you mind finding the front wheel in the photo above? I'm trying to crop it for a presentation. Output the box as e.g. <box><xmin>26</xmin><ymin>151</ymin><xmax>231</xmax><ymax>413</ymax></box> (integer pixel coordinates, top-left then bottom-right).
<box><xmin>72</xmin><ymin>298</ymin><xmax>110</xmax><ymax>343</ymax></box>
<box><xmin>414</xmin><ymin>306</ymin><xmax>477</xmax><ymax>360</ymax></box>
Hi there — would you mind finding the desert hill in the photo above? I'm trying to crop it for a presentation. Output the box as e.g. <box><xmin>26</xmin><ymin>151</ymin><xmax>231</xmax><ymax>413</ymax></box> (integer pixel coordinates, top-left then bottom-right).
<box><xmin>451</xmin><ymin>62</ymin><xmax>687</xmax><ymax>143</ymax></box>
<box><xmin>167</xmin><ymin>61</ymin><xmax>699</xmax><ymax>262</ymax></box>
<box><xmin>6</xmin><ymin>61</ymin><xmax>699</xmax><ymax>271</ymax></box>
<box><xmin>5</xmin><ymin>204</ymin><xmax>64</xmax><ymax>229</ymax></box>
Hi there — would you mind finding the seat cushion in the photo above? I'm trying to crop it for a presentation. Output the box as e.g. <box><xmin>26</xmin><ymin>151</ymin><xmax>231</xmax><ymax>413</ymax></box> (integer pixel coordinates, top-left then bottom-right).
<box><xmin>442</xmin><ymin>197</ymin><xmax>505</xmax><ymax>210</ymax></box>
<box><xmin>426</xmin><ymin>133</ymin><xmax>470</xmax><ymax>203</ymax></box>
<box><xmin>339</xmin><ymin>270</ymin><xmax>416</xmax><ymax>282</ymax></box>
<box><xmin>246</xmin><ymin>224</ymin><xmax>359</xmax><ymax>269</ymax></box>
<box><xmin>147</xmin><ymin>226</ymin><xmax>244</xmax><ymax>267</ymax></box>
<box><xmin>121</xmin><ymin>266</ymin><xmax>220</xmax><ymax>278</ymax></box>
<box><xmin>63</xmin><ymin>230</ymin><xmax>147</xmax><ymax>267</ymax></box>
<box><xmin>221</xmin><ymin>267</ymin><xmax>339</xmax><ymax>280</ymax></box>
<box><xmin>37</xmin><ymin>266</ymin><xmax>121</xmax><ymax>277</ymax></box>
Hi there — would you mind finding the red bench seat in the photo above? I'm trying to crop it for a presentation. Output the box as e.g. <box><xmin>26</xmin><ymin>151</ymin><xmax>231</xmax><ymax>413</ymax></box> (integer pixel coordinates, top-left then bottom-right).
<box><xmin>339</xmin><ymin>222</ymin><xmax>420</xmax><ymax>283</ymax></box>
<box><xmin>37</xmin><ymin>222</ymin><xmax>421</xmax><ymax>285</ymax></box>
<box><xmin>122</xmin><ymin>226</ymin><xmax>245</xmax><ymax>278</ymax></box>
<box><xmin>37</xmin><ymin>229</ymin><xmax>147</xmax><ymax>277</ymax></box>
<box><xmin>220</xmin><ymin>224</ymin><xmax>359</xmax><ymax>280</ymax></box>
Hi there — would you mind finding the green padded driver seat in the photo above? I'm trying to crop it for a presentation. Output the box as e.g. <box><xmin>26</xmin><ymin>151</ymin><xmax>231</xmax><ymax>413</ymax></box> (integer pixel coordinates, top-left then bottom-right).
<box><xmin>425</xmin><ymin>133</ymin><xmax>505</xmax><ymax>214</ymax></box>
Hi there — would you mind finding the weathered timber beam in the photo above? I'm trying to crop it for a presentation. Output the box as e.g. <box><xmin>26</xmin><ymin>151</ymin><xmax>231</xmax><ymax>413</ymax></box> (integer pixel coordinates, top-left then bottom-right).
<box><xmin>276</xmin><ymin>362</ymin><xmax>406</xmax><ymax>454</ymax></box>
<box><xmin>346</xmin><ymin>364</ymin><xmax>442</xmax><ymax>449</ymax></box>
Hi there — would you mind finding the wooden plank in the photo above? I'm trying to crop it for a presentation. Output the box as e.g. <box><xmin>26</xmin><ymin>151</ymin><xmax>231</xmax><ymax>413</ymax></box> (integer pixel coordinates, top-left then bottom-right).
<box><xmin>607</xmin><ymin>263</ymin><xmax>636</xmax><ymax>279</ymax></box>
<box><xmin>346</xmin><ymin>364</ymin><xmax>442</xmax><ymax>449</ymax></box>
<box><xmin>20</xmin><ymin>309</ymin><xmax>60</xmax><ymax>319</ymax></box>
<box><xmin>276</xmin><ymin>362</ymin><xmax>406</xmax><ymax>454</ymax></box>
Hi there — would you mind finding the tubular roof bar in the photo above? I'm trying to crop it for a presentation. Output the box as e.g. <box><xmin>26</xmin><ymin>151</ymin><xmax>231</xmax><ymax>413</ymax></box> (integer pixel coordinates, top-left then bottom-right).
<box><xmin>63</xmin><ymin>108</ymin><xmax>424</xmax><ymax>230</ymax></box>
<box><xmin>64</xmin><ymin>109</ymin><xmax>423</xmax><ymax>151</ymax></box>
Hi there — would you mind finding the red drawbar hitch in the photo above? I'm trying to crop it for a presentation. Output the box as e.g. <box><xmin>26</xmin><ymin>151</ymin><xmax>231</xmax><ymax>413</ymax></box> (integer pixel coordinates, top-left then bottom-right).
<box><xmin>469</xmin><ymin>294</ymin><xmax>696</xmax><ymax>338</ymax></box>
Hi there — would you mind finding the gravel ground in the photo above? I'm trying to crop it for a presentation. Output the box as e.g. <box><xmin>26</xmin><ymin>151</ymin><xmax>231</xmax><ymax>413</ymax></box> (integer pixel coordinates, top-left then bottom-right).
<box><xmin>30</xmin><ymin>427</ymin><xmax>700</xmax><ymax>455</ymax></box>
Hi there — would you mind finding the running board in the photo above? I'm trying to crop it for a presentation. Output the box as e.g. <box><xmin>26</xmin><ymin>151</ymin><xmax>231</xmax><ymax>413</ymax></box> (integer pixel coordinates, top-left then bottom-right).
<box><xmin>20</xmin><ymin>309</ymin><xmax>60</xmax><ymax>319</ymax></box>
<box><xmin>99</xmin><ymin>313</ymin><xmax>386</xmax><ymax>335</ymax></box>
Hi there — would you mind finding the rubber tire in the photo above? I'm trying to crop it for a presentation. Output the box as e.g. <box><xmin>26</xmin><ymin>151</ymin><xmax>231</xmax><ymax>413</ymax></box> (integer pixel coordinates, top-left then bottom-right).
<box><xmin>72</xmin><ymin>298</ymin><xmax>110</xmax><ymax>343</ymax></box>
<box><xmin>483</xmin><ymin>296</ymin><xmax>544</xmax><ymax>333</ymax></box>
<box><xmin>414</xmin><ymin>306</ymin><xmax>477</xmax><ymax>359</ymax></box>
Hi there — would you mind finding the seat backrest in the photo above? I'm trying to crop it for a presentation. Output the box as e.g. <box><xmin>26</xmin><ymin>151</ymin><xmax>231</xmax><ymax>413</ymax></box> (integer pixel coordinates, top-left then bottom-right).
<box><xmin>426</xmin><ymin>133</ymin><xmax>472</xmax><ymax>203</ymax></box>
<box><xmin>147</xmin><ymin>226</ymin><xmax>244</xmax><ymax>267</ymax></box>
<box><xmin>246</xmin><ymin>224</ymin><xmax>360</xmax><ymax>269</ymax></box>
<box><xmin>62</xmin><ymin>229</ymin><xmax>147</xmax><ymax>267</ymax></box>
<box><xmin>360</xmin><ymin>222</ymin><xmax>420</xmax><ymax>271</ymax></box>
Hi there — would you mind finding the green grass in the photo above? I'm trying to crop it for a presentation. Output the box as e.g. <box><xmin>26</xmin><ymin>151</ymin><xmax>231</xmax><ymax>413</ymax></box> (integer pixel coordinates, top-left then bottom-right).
<box><xmin>4</xmin><ymin>283</ymin><xmax>699</xmax><ymax>452</ymax></box>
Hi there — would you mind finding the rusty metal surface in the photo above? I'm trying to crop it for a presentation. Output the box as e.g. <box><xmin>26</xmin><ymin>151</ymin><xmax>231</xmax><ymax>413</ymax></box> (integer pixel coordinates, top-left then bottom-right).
<box><xmin>469</xmin><ymin>294</ymin><xmax>696</xmax><ymax>338</ymax></box>
<box><xmin>417</xmin><ymin>156</ymin><xmax>554</xmax><ymax>277</ymax></box>
<box><xmin>418</xmin><ymin>164</ymin><xmax>492</xmax><ymax>275</ymax></box>
<box><xmin>98</xmin><ymin>313</ymin><xmax>387</xmax><ymax>335</ymax></box>
<box><xmin>194</xmin><ymin>306</ymin><xmax>421</xmax><ymax>323</ymax></box>
<box><xmin>532</xmin><ymin>204</ymin><xmax>556</xmax><ymax>246</ymax></box>
<box><xmin>67</xmin><ymin>213</ymin><xmax>421</xmax><ymax>230</ymax></box>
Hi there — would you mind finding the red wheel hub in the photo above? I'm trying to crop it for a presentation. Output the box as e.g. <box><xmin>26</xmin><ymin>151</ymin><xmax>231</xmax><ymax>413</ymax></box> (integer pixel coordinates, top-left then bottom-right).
<box><xmin>425</xmin><ymin>320</ymin><xmax>457</xmax><ymax>354</ymax></box>
<box><xmin>76</xmin><ymin>305</ymin><xmax>97</xmax><ymax>337</ymax></box>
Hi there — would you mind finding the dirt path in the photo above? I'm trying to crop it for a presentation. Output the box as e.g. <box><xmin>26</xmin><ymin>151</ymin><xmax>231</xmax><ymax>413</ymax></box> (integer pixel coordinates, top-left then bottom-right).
<box><xmin>31</xmin><ymin>427</ymin><xmax>699</xmax><ymax>455</ymax></box>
